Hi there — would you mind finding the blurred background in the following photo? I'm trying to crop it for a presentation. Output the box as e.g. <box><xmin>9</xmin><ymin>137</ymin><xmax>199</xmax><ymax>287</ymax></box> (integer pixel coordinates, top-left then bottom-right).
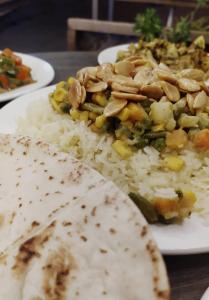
<box><xmin>0</xmin><ymin>0</ymin><xmax>208</xmax><ymax>52</ymax></box>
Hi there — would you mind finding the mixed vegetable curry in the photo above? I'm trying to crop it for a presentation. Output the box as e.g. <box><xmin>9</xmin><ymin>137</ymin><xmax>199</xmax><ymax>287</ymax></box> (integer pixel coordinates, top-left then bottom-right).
<box><xmin>0</xmin><ymin>48</ymin><xmax>34</xmax><ymax>93</ymax></box>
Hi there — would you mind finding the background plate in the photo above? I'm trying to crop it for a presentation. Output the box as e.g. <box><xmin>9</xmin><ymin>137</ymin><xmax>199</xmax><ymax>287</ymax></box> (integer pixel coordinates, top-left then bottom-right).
<box><xmin>98</xmin><ymin>44</ymin><xmax>129</xmax><ymax>65</ymax></box>
<box><xmin>0</xmin><ymin>86</ymin><xmax>209</xmax><ymax>255</ymax></box>
<box><xmin>0</xmin><ymin>52</ymin><xmax>55</xmax><ymax>102</ymax></box>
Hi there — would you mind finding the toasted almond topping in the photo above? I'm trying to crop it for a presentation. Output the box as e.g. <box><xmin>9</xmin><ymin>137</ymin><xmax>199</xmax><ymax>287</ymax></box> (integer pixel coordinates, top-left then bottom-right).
<box><xmin>178</xmin><ymin>68</ymin><xmax>205</xmax><ymax>81</ymax></box>
<box><xmin>114</xmin><ymin>61</ymin><xmax>135</xmax><ymax>77</ymax></box>
<box><xmin>160</xmin><ymin>81</ymin><xmax>180</xmax><ymax>102</ymax></box>
<box><xmin>68</xmin><ymin>79</ymin><xmax>84</xmax><ymax>108</ymax></box>
<box><xmin>186</xmin><ymin>93</ymin><xmax>195</xmax><ymax>113</ymax></box>
<box><xmin>111</xmin><ymin>82</ymin><xmax>138</xmax><ymax>94</ymax></box>
<box><xmin>178</xmin><ymin>78</ymin><xmax>200</xmax><ymax>92</ymax></box>
<box><xmin>96</xmin><ymin>63</ymin><xmax>114</xmax><ymax>82</ymax></box>
<box><xmin>86</xmin><ymin>81</ymin><xmax>107</xmax><ymax>93</ymax></box>
<box><xmin>141</xmin><ymin>83</ymin><xmax>163</xmax><ymax>100</ymax></box>
<box><xmin>155</xmin><ymin>68</ymin><xmax>178</xmax><ymax>85</ymax></box>
<box><xmin>104</xmin><ymin>99</ymin><xmax>127</xmax><ymax>117</ymax></box>
<box><xmin>111</xmin><ymin>91</ymin><xmax>147</xmax><ymax>101</ymax></box>
<box><xmin>134</xmin><ymin>66</ymin><xmax>154</xmax><ymax>85</ymax></box>
<box><xmin>76</xmin><ymin>66</ymin><xmax>98</xmax><ymax>84</ymax></box>
<box><xmin>111</xmin><ymin>75</ymin><xmax>139</xmax><ymax>87</ymax></box>
<box><xmin>200</xmin><ymin>82</ymin><xmax>209</xmax><ymax>96</ymax></box>
<box><xmin>193</xmin><ymin>90</ymin><xmax>208</xmax><ymax>109</ymax></box>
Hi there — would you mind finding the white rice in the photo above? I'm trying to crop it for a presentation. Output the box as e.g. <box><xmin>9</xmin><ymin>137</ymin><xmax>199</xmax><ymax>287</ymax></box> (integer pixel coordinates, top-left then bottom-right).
<box><xmin>17</xmin><ymin>98</ymin><xmax>209</xmax><ymax>220</ymax></box>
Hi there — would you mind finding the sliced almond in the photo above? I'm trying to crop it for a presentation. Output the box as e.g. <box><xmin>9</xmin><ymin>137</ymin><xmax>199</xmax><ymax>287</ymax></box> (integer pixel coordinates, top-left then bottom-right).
<box><xmin>200</xmin><ymin>82</ymin><xmax>209</xmax><ymax>96</ymax></box>
<box><xmin>96</xmin><ymin>63</ymin><xmax>114</xmax><ymax>82</ymax></box>
<box><xmin>186</xmin><ymin>93</ymin><xmax>195</xmax><ymax>113</ymax></box>
<box><xmin>103</xmin><ymin>99</ymin><xmax>127</xmax><ymax>117</ymax></box>
<box><xmin>178</xmin><ymin>69</ymin><xmax>205</xmax><ymax>81</ymax></box>
<box><xmin>141</xmin><ymin>83</ymin><xmax>163</xmax><ymax>100</ymax></box>
<box><xmin>131</xmin><ymin>58</ymin><xmax>149</xmax><ymax>66</ymax></box>
<box><xmin>134</xmin><ymin>66</ymin><xmax>154</xmax><ymax>85</ymax></box>
<box><xmin>154</xmin><ymin>68</ymin><xmax>178</xmax><ymax>85</ymax></box>
<box><xmin>111</xmin><ymin>91</ymin><xmax>147</xmax><ymax>101</ymax></box>
<box><xmin>80</xmin><ymin>86</ymin><xmax>86</xmax><ymax>104</ymax></box>
<box><xmin>160</xmin><ymin>81</ymin><xmax>180</xmax><ymax>102</ymax></box>
<box><xmin>193</xmin><ymin>90</ymin><xmax>208</xmax><ymax>109</ymax></box>
<box><xmin>111</xmin><ymin>75</ymin><xmax>139</xmax><ymax>88</ymax></box>
<box><xmin>114</xmin><ymin>61</ymin><xmax>135</xmax><ymax>77</ymax></box>
<box><xmin>158</xmin><ymin>63</ymin><xmax>171</xmax><ymax>72</ymax></box>
<box><xmin>111</xmin><ymin>82</ymin><xmax>138</xmax><ymax>94</ymax></box>
<box><xmin>86</xmin><ymin>81</ymin><xmax>107</xmax><ymax>93</ymax></box>
<box><xmin>178</xmin><ymin>78</ymin><xmax>200</xmax><ymax>93</ymax></box>
<box><xmin>68</xmin><ymin>79</ymin><xmax>84</xmax><ymax>108</ymax></box>
<box><xmin>76</xmin><ymin>66</ymin><xmax>98</xmax><ymax>84</ymax></box>
<box><xmin>124</xmin><ymin>55</ymin><xmax>143</xmax><ymax>62</ymax></box>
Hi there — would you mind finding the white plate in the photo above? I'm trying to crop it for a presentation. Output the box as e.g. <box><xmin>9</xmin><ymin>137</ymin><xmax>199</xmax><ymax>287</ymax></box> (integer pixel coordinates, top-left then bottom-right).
<box><xmin>0</xmin><ymin>86</ymin><xmax>209</xmax><ymax>255</ymax></box>
<box><xmin>201</xmin><ymin>287</ymin><xmax>209</xmax><ymax>300</ymax></box>
<box><xmin>98</xmin><ymin>43</ymin><xmax>130</xmax><ymax>65</ymax></box>
<box><xmin>0</xmin><ymin>52</ymin><xmax>55</xmax><ymax>102</ymax></box>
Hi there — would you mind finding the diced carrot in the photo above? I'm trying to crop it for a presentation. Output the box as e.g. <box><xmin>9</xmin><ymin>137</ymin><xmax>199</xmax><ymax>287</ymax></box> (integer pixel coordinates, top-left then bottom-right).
<box><xmin>0</xmin><ymin>75</ymin><xmax>9</xmax><ymax>89</ymax></box>
<box><xmin>166</xmin><ymin>129</ymin><xmax>188</xmax><ymax>150</ymax></box>
<box><xmin>153</xmin><ymin>198</ymin><xmax>179</xmax><ymax>216</ymax></box>
<box><xmin>193</xmin><ymin>129</ymin><xmax>209</xmax><ymax>149</ymax></box>
<box><xmin>16</xmin><ymin>66</ymin><xmax>30</xmax><ymax>80</ymax></box>
<box><xmin>13</xmin><ymin>54</ymin><xmax>22</xmax><ymax>65</ymax></box>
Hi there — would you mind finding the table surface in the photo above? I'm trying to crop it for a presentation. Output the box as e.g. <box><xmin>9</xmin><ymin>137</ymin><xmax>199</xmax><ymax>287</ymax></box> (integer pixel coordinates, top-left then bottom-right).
<box><xmin>3</xmin><ymin>51</ymin><xmax>209</xmax><ymax>300</ymax></box>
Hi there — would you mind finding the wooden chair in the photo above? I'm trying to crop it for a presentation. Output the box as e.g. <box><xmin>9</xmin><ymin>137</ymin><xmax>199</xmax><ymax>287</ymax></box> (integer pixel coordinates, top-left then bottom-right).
<box><xmin>67</xmin><ymin>18</ymin><xmax>134</xmax><ymax>50</ymax></box>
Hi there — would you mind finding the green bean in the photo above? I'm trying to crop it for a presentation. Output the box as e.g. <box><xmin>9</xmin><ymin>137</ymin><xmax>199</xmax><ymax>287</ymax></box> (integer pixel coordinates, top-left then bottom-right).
<box><xmin>81</xmin><ymin>102</ymin><xmax>104</xmax><ymax>114</ymax></box>
<box><xmin>150</xmin><ymin>137</ymin><xmax>166</xmax><ymax>152</ymax></box>
<box><xmin>129</xmin><ymin>192</ymin><xmax>158</xmax><ymax>223</ymax></box>
<box><xmin>143</xmin><ymin>131</ymin><xmax>167</xmax><ymax>139</ymax></box>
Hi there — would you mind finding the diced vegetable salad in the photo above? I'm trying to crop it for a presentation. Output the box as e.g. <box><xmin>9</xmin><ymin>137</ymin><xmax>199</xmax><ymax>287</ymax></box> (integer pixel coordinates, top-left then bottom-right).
<box><xmin>0</xmin><ymin>48</ymin><xmax>34</xmax><ymax>93</ymax></box>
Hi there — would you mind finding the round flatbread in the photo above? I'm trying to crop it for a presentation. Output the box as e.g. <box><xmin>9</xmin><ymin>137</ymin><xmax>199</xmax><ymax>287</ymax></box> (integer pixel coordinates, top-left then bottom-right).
<box><xmin>0</xmin><ymin>134</ymin><xmax>170</xmax><ymax>299</ymax></box>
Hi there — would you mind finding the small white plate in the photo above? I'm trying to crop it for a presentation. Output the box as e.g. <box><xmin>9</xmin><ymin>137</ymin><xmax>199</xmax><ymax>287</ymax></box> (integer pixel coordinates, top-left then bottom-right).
<box><xmin>1</xmin><ymin>86</ymin><xmax>209</xmax><ymax>255</ymax></box>
<box><xmin>0</xmin><ymin>52</ymin><xmax>55</xmax><ymax>102</ymax></box>
<box><xmin>201</xmin><ymin>287</ymin><xmax>209</xmax><ymax>300</ymax></box>
<box><xmin>98</xmin><ymin>43</ymin><xmax>130</xmax><ymax>65</ymax></box>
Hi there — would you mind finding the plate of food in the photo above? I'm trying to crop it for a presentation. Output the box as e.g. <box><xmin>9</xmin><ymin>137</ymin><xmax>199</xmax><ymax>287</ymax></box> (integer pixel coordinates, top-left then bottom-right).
<box><xmin>0</xmin><ymin>48</ymin><xmax>55</xmax><ymax>102</ymax></box>
<box><xmin>0</xmin><ymin>58</ymin><xmax>209</xmax><ymax>255</ymax></box>
<box><xmin>0</xmin><ymin>134</ymin><xmax>170</xmax><ymax>299</ymax></box>
<box><xmin>98</xmin><ymin>36</ymin><xmax>209</xmax><ymax>85</ymax></box>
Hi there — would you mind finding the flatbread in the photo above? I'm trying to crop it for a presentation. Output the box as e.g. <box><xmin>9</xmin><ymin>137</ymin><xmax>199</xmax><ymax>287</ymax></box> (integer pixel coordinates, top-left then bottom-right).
<box><xmin>0</xmin><ymin>134</ymin><xmax>170</xmax><ymax>299</ymax></box>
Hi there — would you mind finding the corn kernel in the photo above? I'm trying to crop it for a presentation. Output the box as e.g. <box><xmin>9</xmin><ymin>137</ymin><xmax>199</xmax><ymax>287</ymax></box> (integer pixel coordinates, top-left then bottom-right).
<box><xmin>56</xmin><ymin>81</ymin><xmax>66</xmax><ymax>89</ymax></box>
<box><xmin>127</xmin><ymin>103</ymin><xmax>147</xmax><ymax>122</ymax></box>
<box><xmin>117</xmin><ymin>107</ymin><xmax>130</xmax><ymax>121</ymax></box>
<box><xmin>70</xmin><ymin>108</ymin><xmax>80</xmax><ymax>120</ymax></box>
<box><xmin>164</xmin><ymin>156</ymin><xmax>185</xmax><ymax>171</ymax></box>
<box><xmin>67</xmin><ymin>77</ymin><xmax>75</xmax><ymax>86</ymax></box>
<box><xmin>112</xmin><ymin>140</ymin><xmax>132</xmax><ymax>159</ymax></box>
<box><xmin>92</xmin><ymin>93</ymin><xmax>107</xmax><ymax>107</ymax></box>
<box><xmin>50</xmin><ymin>98</ymin><xmax>62</xmax><ymax>113</ymax></box>
<box><xmin>152</xmin><ymin>124</ymin><xmax>165</xmax><ymax>132</ymax></box>
<box><xmin>53</xmin><ymin>88</ymin><xmax>68</xmax><ymax>102</ymax></box>
<box><xmin>79</xmin><ymin>111</ymin><xmax>89</xmax><ymax>121</ymax></box>
<box><xmin>182</xmin><ymin>190</ymin><xmax>196</xmax><ymax>206</ymax></box>
<box><xmin>205</xmin><ymin>106</ymin><xmax>209</xmax><ymax>114</ymax></box>
<box><xmin>89</xmin><ymin>111</ymin><xmax>98</xmax><ymax>121</ymax></box>
<box><xmin>95</xmin><ymin>115</ymin><xmax>106</xmax><ymax>128</ymax></box>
